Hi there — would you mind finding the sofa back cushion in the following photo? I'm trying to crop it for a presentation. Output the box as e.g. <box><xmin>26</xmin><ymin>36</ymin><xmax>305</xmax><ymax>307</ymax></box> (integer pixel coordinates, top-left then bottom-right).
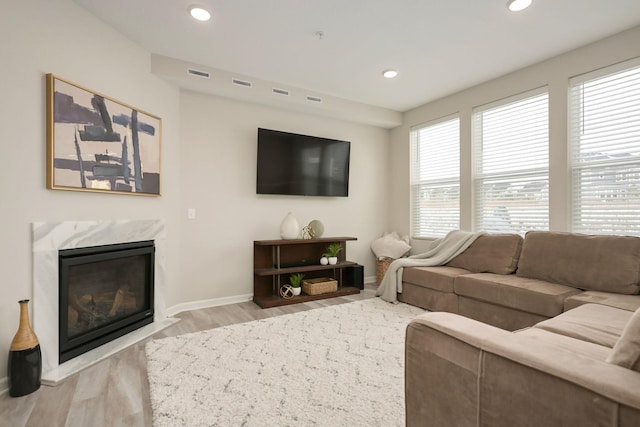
<box><xmin>446</xmin><ymin>233</ymin><xmax>523</xmax><ymax>274</ymax></box>
<box><xmin>516</xmin><ymin>231</ymin><xmax>640</xmax><ymax>294</ymax></box>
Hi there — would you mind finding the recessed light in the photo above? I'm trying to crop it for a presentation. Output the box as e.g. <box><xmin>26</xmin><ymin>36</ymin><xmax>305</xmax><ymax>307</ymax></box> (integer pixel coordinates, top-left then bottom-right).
<box><xmin>507</xmin><ymin>0</ymin><xmax>532</xmax><ymax>12</ymax></box>
<box><xmin>189</xmin><ymin>6</ymin><xmax>211</xmax><ymax>21</ymax></box>
<box><xmin>382</xmin><ymin>69</ymin><xmax>398</xmax><ymax>79</ymax></box>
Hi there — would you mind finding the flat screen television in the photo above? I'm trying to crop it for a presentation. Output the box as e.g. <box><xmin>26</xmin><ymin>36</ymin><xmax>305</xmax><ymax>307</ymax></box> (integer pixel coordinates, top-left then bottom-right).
<box><xmin>256</xmin><ymin>128</ymin><xmax>350</xmax><ymax>197</ymax></box>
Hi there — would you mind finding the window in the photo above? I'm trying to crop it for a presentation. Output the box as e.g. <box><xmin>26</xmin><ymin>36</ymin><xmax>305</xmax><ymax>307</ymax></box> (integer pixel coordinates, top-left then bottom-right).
<box><xmin>410</xmin><ymin>116</ymin><xmax>460</xmax><ymax>238</ymax></box>
<box><xmin>473</xmin><ymin>89</ymin><xmax>549</xmax><ymax>233</ymax></box>
<box><xmin>570</xmin><ymin>59</ymin><xmax>640</xmax><ymax>236</ymax></box>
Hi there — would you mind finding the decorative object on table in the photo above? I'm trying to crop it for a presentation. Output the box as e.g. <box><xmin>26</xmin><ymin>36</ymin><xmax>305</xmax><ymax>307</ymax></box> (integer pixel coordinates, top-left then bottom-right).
<box><xmin>308</xmin><ymin>219</ymin><xmax>325</xmax><ymax>238</ymax></box>
<box><xmin>289</xmin><ymin>273</ymin><xmax>305</xmax><ymax>296</ymax></box>
<box><xmin>301</xmin><ymin>225</ymin><xmax>314</xmax><ymax>239</ymax></box>
<box><xmin>323</xmin><ymin>242</ymin><xmax>342</xmax><ymax>265</ymax></box>
<box><xmin>46</xmin><ymin>74</ymin><xmax>162</xmax><ymax>196</ymax></box>
<box><xmin>279</xmin><ymin>284</ymin><xmax>294</xmax><ymax>299</ymax></box>
<box><xmin>280</xmin><ymin>212</ymin><xmax>300</xmax><ymax>239</ymax></box>
<box><xmin>8</xmin><ymin>300</ymin><xmax>42</xmax><ymax>397</ymax></box>
<box><xmin>319</xmin><ymin>256</ymin><xmax>329</xmax><ymax>265</ymax></box>
<box><xmin>302</xmin><ymin>277</ymin><xmax>338</xmax><ymax>295</ymax></box>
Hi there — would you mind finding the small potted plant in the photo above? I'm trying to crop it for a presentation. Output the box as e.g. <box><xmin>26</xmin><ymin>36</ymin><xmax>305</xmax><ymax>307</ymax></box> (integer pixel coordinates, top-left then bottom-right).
<box><xmin>289</xmin><ymin>273</ymin><xmax>304</xmax><ymax>296</ymax></box>
<box><xmin>323</xmin><ymin>243</ymin><xmax>342</xmax><ymax>265</ymax></box>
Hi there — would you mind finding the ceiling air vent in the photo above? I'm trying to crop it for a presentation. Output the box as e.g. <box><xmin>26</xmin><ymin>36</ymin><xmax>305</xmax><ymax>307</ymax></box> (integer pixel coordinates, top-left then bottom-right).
<box><xmin>232</xmin><ymin>78</ymin><xmax>252</xmax><ymax>88</ymax></box>
<box><xmin>187</xmin><ymin>68</ymin><xmax>210</xmax><ymax>78</ymax></box>
<box><xmin>272</xmin><ymin>88</ymin><xmax>289</xmax><ymax>96</ymax></box>
<box><xmin>306</xmin><ymin>96</ymin><xmax>323</xmax><ymax>103</ymax></box>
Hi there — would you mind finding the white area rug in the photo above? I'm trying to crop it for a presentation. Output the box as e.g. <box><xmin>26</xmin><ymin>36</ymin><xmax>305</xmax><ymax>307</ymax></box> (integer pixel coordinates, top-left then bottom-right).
<box><xmin>145</xmin><ymin>298</ymin><xmax>425</xmax><ymax>426</ymax></box>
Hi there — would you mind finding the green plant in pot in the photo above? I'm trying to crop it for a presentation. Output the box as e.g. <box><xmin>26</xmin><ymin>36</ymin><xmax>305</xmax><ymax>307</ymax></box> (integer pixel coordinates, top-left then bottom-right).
<box><xmin>323</xmin><ymin>243</ymin><xmax>342</xmax><ymax>265</ymax></box>
<box><xmin>289</xmin><ymin>273</ymin><xmax>304</xmax><ymax>296</ymax></box>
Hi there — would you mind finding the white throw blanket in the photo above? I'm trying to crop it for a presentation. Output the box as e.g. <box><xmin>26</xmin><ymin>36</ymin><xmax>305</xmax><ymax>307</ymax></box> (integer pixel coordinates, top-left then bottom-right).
<box><xmin>376</xmin><ymin>230</ymin><xmax>484</xmax><ymax>303</ymax></box>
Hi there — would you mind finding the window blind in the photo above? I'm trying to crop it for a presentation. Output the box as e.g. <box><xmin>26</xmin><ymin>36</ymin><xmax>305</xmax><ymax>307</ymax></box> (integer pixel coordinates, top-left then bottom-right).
<box><xmin>410</xmin><ymin>116</ymin><xmax>460</xmax><ymax>238</ymax></box>
<box><xmin>569</xmin><ymin>58</ymin><xmax>640</xmax><ymax>236</ymax></box>
<box><xmin>473</xmin><ymin>90</ymin><xmax>549</xmax><ymax>234</ymax></box>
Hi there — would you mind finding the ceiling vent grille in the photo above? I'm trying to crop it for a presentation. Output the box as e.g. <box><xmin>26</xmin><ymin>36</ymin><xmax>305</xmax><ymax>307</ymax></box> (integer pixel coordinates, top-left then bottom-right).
<box><xmin>232</xmin><ymin>78</ymin><xmax>252</xmax><ymax>88</ymax></box>
<box><xmin>272</xmin><ymin>88</ymin><xmax>289</xmax><ymax>96</ymax></box>
<box><xmin>306</xmin><ymin>96</ymin><xmax>323</xmax><ymax>103</ymax></box>
<box><xmin>187</xmin><ymin>68</ymin><xmax>210</xmax><ymax>78</ymax></box>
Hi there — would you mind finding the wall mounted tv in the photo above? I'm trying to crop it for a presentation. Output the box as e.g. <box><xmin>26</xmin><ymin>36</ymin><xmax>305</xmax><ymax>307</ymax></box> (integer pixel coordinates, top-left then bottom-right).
<box><xmin>256</xmin><ymin>128</ymin><xmax>351</xmax><ymax>197</ymax></box>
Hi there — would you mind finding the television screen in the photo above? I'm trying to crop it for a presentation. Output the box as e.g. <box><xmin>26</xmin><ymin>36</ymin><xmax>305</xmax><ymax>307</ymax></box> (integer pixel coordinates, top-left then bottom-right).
<box><xmin>256</xmin><ymin>128</ymin><xmax>350</xmax><ymax>197</ymax></box>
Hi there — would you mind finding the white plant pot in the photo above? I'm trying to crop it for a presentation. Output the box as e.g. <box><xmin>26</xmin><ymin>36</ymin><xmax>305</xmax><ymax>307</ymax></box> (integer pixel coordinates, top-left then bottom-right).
<box><xmin>291</xmin><ymin>286</ymin><xmax>301</xmax><ymax>296</ymax></box>
<box><xmin>328</xmin><ymin>257</ymin><xmax>338</xmax><ymax>265</ymax></box>
<box><xmin>320</xmin><ymin>257</ymin><xmax>329</xmax><ymax>265</ymax></box>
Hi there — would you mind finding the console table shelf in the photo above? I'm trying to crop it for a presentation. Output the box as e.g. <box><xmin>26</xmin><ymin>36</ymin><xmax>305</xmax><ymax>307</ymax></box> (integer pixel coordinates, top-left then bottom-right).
<box><xmin>254</xmin><ymin>261</ymin><xmax>358</xmax><ymax>276</ymax></box>
<box><xmin>253</xmin><ymin>237</ymin><xmax>360</xmax><ymax>308</ymax></box>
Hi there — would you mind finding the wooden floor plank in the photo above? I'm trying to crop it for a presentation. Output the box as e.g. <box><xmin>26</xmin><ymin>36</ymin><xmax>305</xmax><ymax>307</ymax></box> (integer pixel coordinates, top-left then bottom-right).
<box><xmin>0</xmin><ymin>286</ymin><xmax>376</xmax><ymax>426</ymax></box>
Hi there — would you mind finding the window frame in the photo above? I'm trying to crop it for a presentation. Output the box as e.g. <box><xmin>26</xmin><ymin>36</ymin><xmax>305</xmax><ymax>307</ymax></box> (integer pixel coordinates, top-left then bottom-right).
<box><xmin>472</xmin><ymin>87</ymin><xmax>550</xmax><ymax>234</ymax></box>
<box><xmin>410</xmin><ymin>114</ymin><xmax>461</xmax><ymax>239</ymax></box>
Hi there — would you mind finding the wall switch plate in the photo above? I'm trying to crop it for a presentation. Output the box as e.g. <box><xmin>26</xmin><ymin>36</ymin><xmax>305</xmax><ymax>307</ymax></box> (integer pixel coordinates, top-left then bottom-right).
<box><xmin>187</xmin><ymin>208</ymin><xmax>196</xmax><ymax>219</ymax></box>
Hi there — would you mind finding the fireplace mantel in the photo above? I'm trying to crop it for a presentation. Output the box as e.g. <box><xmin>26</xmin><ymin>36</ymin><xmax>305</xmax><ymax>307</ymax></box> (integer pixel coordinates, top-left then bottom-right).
<box><xmin>32</xmin><ymin>220</ymin><xmax>177</xmax><ymax>385</ymax></box>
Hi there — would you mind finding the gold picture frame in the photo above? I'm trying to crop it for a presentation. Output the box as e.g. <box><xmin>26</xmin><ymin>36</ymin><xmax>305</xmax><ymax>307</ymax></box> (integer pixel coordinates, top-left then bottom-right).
<box><xmin>46</xmin><ymin>74</ymin><xmax>162</xmax><ymax>196</ymax></box>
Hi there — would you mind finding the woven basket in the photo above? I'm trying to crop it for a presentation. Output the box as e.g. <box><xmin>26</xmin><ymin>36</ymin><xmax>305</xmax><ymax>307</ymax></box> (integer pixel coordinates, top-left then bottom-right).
<box><xmin>376</xmin><ymin>257</ymin><xmax>395</xmax><ymax>285</ymax></box>
<box><xmin>302</xmin><ymin>277</ymin><xmax>338</xmax><ymax>295</ymax></box>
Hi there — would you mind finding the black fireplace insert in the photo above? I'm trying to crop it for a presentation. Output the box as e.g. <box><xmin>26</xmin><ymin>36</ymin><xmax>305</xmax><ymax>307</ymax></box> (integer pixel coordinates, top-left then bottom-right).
<box><xmin>58</xmin><ymin>240</ymin><xmax>154</xmax><ymax>363</ymax></box>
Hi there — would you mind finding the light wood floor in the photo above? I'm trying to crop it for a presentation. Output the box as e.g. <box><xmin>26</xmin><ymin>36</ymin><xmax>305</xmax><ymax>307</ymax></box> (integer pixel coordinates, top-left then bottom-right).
<box><xmin>0</xmin><ymin>287</ymin><xmax>377</xmax><ymax>427</ymax></box>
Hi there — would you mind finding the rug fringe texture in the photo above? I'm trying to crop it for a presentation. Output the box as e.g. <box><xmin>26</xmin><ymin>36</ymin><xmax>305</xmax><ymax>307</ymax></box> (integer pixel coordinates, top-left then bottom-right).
<box><xmin>145</xmin><ymin>298</ymin><xmax>425</xmax><ymax>426</ymax></box>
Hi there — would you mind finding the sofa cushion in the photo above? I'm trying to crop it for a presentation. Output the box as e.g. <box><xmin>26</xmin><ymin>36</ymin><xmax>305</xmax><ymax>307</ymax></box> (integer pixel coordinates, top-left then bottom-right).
<box><xmin>564</xmin><ymin>291</ymin><xmax>640</xmax><ymax>312</ymax></box>
<box><xmin>446</xmin><ymin>233</ymin><xmax>523</xmax><ymax>274</ymax></box>
<box><xmin>516</xmin><ymin>328</ymin><xmax>611</xmax><ymax>362</ymax></box>
<box><xmin>516</xmin><ymin>231</ymin><xmax>640</xmax><ymax>295</ymax></box>
<box><xmin>458</xmin><ymin>297</ymin><xmax>549</xmax><ymax>331</ymax></box>
<box><xmin>607</xmin><ymin>307</ymin><xmax>640</xmax><ymax>371</ymax></box>
<box><xmin>454</xmin><ymin>273</ymin><xmax>581</xmax><ymax>318</ymax></box>
<box><xmin>534</xmin><ymin>303</ymin><xmax>632</xmax><ymax>348</ymax></box>
<box><xmin>402</xmin><ymin>266</ymin><xmax>471</xmax><ymax>293</ymax></box>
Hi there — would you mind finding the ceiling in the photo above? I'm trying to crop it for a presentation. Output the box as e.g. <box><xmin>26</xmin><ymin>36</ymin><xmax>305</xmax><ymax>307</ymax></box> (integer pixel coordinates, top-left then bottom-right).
<box><xmin>74</xmin><ymin>0</ymin><xmax>640</xmax><ymax>113</ymax></box>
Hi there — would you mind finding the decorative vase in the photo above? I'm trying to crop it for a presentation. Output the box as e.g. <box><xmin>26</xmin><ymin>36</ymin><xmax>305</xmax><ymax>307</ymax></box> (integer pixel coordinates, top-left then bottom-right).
<box><xmin>320</xmin><ymin>256</ymin><xmax>329</xmax><ymax>265</ymax></box>
<box><xmin>8</xmin><ymin>299</ymin><xmax>42</xmax><ymax>397</ymax></box>
<box><xmin>328</xmin><ymin>257</ymin><xmax>338</xmax><ymax>265</ymax></box>
<box><xmin>291</xmin><ymin>286</ymin><xmax>302</xmax><ymax>296</ymax></box>
<box><xmin>280</xmin><ymin>212</ymin><xmax>300</xmax><ymax>239</ymax></box>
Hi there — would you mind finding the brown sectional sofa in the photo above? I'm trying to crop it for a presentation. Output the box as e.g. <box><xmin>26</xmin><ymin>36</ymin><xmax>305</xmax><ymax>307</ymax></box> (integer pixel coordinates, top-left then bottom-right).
<box><xmin>399</xmin><ymin>231</ymin><xmax>640</xmax><ymax>330</ymax></box>
<box><xmin>402</xmin><ymin>231</ymin><xmax>640</xmax><ymax>426</ymax></box>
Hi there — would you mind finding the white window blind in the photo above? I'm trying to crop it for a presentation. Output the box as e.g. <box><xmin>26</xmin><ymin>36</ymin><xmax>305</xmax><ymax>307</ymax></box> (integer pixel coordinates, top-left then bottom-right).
<box><xmin>569</xmin><ymin>58</ymin><xmax>640</xmax><ymax>236</ymax></box>
<box><xmin>473</xmin><ymin>90</ymin><xmax>549</xmax><ymax>234</ymax></box>
<box><xmin>410</xmin><ymin>116</ymin><xmax>460</xmax><ymax>238</ymax></box>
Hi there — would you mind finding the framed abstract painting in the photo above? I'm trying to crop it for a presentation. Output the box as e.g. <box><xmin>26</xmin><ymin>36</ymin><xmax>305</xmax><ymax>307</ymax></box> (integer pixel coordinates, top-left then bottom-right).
<box><xmin>46</xmin><ymin>74</ymin><xmax>162</xmax><ymax>196</ymax></box>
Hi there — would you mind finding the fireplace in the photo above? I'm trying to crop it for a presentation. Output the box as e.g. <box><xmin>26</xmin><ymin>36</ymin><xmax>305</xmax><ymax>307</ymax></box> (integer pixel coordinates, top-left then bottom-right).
<box><xmin>58</xmin><ymin>240</ymin><xmax>154</xmax><ymax>363</ymax></box>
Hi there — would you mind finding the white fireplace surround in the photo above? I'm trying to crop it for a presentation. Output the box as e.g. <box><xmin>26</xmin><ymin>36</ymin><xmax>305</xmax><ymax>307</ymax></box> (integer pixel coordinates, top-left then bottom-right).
<box><xmin>32</xmin><ymin>219</ymin><xmax>177</xmax><ymax>385</ymax></box>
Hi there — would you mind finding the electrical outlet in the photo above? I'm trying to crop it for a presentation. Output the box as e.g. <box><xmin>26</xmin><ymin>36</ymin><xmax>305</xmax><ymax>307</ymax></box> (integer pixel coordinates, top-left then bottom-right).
<box><xmin>187</xmin><ymin>208</ymin><xmax>196</xmax><ymax>219</ymax></box>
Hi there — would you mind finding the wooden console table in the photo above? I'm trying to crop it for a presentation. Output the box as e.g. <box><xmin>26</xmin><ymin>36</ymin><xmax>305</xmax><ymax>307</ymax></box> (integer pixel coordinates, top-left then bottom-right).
<box><xmin>253</xmin><ymin>237</ymin><xmax>360</xmax><ymax>308</ymax></box>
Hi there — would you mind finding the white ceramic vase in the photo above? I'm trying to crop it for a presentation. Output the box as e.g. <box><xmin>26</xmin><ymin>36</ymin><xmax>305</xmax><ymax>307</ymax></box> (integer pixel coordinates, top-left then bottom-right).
<box><xmin>328</xmin><ymin>257</ymin><xmax>338</xmax><ymax>265</ymax></box>
<box><xmin>291</xmin><ymin>286</ymin><xmax>301</xmax><ymax>296</ymax></box>
<box><xmin>280</xmin><ymin>212</ymin><xmax>299</xmax><ymax>239</ymax></box>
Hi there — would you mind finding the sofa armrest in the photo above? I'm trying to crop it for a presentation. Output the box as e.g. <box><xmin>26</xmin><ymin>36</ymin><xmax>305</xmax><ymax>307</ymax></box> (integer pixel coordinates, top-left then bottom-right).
<box><xmin>406</xmin><ymin>312</ymin><xmax>640</xmax><ymax>427</ymax></box>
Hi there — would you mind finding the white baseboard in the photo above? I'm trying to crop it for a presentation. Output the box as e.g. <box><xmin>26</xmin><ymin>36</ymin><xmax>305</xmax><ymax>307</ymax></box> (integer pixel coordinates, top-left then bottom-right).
<box><xmin>166</xmin><ymin>293</ymin><xmax>254</xmax><ymax>316</ymax></box>
<box><xmin>0</xmin><ymin>376</ymin><xmax>7</xmax><ymax>397</ymax></box>
<box><xmin>166</xmin><ymin>281</ymin><xmax>376</xmax><ymax>317</ymax></box>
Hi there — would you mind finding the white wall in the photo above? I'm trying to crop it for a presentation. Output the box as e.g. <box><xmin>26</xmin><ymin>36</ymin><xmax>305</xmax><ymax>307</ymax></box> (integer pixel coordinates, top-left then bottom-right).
<box><xmin>0</xmin><ymin>0</ymin><xmax>181</xmax><ymax>382</ymax></box>
<box><xmin>389</xmin><ymin>25</ymin><xmax>640</xmax><ymax>252</ymax></box>
<box><xmin>178</xmin><ymin>91</ymin><xmax>390</xmax><ymax>304</ymax></box>
<box><xmin>0</xmin><ymin>0</ymin><xmax>391</xmax><ymax>387</ymax></box>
